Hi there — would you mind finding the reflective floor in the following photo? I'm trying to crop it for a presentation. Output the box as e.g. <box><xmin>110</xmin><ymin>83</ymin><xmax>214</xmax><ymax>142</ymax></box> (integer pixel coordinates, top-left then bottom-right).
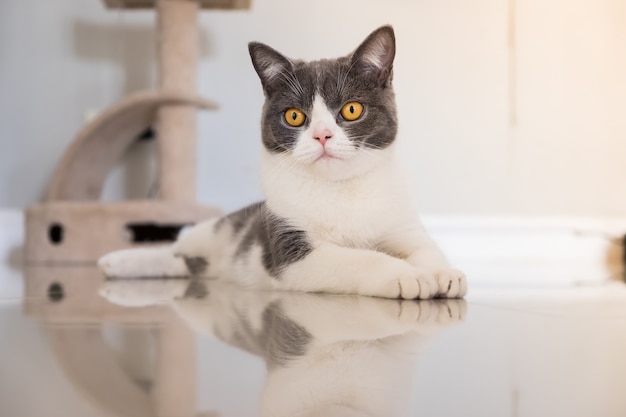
<box><xmin>3</xmin><ymin>266</ymin><xmax>626</xmax><ymax>417</ymax></box>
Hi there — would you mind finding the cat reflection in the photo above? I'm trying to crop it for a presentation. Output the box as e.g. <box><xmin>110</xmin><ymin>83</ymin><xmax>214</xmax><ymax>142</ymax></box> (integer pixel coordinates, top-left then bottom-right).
<box><xmin>100</xmin><ymin>279</ymin><xmax>466</xmax><ymax>417</ymax></box>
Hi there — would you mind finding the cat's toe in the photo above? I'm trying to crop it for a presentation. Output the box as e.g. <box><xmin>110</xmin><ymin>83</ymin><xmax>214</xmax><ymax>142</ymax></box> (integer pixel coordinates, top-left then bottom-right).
<box><xmin>435</xmin><ymin>268</ymin><xmax>467</xmax><ymax>298</ymax></box>
<box><xmin>412</xmin><ymin>269</ymin><xmax>438</xmax><ymax>300</ymax></box>
<box><xmin>395</xmin><ymin>274</ymin><xmax>420</xmax><ymax>299</ymax></box>
<box><xmin>374</xmin><ymin>267</ymin><xmax>440</xmax><ymax>300</ymax></box>
<box><xmin>397</xmin><ymin>270</ymin><xmax>438</xmax><ymax>300</ymax></box>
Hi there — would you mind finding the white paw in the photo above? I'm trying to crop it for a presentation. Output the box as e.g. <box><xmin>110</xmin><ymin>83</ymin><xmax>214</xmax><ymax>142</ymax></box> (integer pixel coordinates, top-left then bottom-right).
<box><xmin>98</xmin><ymin>248</ymin><xmax>187</xmax><ymax>279</ymax></box>
<box><xmin>98</xmin><ymin>250</ymin><xmax>141</xmax><ymax>278</ymax></box>
<box><xmin>379</xmin><ymin>266</ymin><xmax>467</xmax><ymax>300</ymax></box>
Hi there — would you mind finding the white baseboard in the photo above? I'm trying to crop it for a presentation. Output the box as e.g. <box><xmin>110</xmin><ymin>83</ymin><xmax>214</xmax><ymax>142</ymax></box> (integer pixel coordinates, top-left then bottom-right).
<box><xmin>422</xmin><ymin>215</ymin><xmax>625</xmax><ymax>288</ymax></box>
<box><xmin>1</xmin><ymin>210</ymin><xmax>624</xmax><ymax>296</ymax></box>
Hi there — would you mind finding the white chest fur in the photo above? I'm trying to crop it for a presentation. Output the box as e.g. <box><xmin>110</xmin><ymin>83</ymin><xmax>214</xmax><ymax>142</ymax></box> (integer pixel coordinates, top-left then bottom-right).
<box><xmin>261</xmin><ymin>149</ymin><xmax>416</xmax><ymax>249</ymax></box>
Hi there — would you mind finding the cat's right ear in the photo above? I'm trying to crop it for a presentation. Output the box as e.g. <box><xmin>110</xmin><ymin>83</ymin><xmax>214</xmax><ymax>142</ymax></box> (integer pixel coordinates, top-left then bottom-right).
<box><xmin>248</xmin><ymin>42</ymin><xmax>293</xmax><ymax>96</ymax></box>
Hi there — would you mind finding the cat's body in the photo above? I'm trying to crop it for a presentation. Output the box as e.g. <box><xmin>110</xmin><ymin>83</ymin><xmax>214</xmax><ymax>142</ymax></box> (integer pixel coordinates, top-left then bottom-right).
<box><xmin>99</xmin><ymin>26</ymin><xmax>467</xmax><ymax>300</ymax></box>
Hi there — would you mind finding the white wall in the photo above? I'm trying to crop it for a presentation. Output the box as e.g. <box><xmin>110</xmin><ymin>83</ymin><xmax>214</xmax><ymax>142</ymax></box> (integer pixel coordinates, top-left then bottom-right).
<box><xmin>1</xmin><ymin>0</ymin><xmax>625</xmax><ymax>216</ymax></box>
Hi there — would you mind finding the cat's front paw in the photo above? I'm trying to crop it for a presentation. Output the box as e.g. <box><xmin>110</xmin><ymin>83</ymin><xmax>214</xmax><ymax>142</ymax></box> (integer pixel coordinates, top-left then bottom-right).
<box><xmin>379</xmin><ymin>267</ymin><xmax>467</xmax><ymax>300</ymax></box>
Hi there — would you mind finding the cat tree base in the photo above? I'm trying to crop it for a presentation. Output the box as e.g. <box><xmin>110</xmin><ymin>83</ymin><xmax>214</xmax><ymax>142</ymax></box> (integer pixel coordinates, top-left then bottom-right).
<box><xmin>25</xmin><ymin>201</ymin><xmax>221</xmax><ymax>264</ymax></box>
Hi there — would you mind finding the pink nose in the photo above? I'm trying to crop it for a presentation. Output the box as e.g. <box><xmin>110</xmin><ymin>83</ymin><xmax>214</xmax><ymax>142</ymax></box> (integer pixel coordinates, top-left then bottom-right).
<box><xmin>313</xmin><ymin>128</ymin><xmax>333</xmax><ymax>146</ymax></box>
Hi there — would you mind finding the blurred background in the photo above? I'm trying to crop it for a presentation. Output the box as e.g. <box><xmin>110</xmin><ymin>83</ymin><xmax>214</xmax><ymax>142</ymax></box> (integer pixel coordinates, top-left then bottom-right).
<box><xmin>2</xmin><ymin>0</ymin><xmax>625</xmax><ymax>215</ymax></box>
<box><xmin>1</xmin><ymin>0</ymin><xmax>626</xmax><ymax>289</ymax></box>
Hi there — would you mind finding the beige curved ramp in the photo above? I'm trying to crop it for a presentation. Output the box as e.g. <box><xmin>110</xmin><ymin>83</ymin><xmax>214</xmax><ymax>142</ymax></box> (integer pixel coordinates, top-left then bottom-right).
<box><xmin>46</xmin><ymin>90</ymin><xmax>218</xmax><ymax>202</ymax></box>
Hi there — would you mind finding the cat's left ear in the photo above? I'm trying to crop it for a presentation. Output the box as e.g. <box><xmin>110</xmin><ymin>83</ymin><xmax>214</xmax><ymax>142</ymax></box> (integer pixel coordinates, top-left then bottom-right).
<box><xmin>249</xmin><ymin>42</ymin><xmax>293</xmax><ymax>96</ymax></box>
<box><xmin>351</xmin><ymin>25</ymin><xmax>396</xmax><ymax>87</ymax></box>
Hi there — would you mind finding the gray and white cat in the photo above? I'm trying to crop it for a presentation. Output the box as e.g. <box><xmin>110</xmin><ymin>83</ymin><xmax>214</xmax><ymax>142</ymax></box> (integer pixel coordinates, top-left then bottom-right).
<box><xmin>99</xmin><ymin>26</ymin><xmax>467</xmax><ymax>300</ymax></box>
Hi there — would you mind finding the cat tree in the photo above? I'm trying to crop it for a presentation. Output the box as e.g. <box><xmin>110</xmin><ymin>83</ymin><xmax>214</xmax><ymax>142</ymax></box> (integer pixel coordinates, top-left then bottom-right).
<box><xmin>25</xmin><ymin>0</ymin><xmax>251</xmax><ymax>264</ymax></box>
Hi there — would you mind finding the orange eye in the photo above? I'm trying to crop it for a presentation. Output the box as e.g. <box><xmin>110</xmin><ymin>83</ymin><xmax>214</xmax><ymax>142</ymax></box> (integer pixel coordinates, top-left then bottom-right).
<box><xmin>341</xmin><ymin>101</ymin><xmax>363</xmax><ymax>121</ymax></box>
<box><xmin>284</xmin><ymin>108</ymin><xmax>306</xmax><ymax>127</ymax></box>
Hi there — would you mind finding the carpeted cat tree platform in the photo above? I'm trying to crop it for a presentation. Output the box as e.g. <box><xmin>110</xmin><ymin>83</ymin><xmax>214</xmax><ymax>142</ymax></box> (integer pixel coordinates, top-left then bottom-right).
<box><xmin>25</xmin><ymin>0</ymin><xmax>251</xmax><ymax>265</ymax></box>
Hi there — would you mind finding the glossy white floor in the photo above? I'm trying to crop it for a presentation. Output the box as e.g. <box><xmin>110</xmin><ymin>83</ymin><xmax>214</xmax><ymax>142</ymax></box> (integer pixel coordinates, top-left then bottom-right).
<box><xmin>2</xmin><ymin>261</ymin><xmax>626</xmax><ymax>417</ymax></box>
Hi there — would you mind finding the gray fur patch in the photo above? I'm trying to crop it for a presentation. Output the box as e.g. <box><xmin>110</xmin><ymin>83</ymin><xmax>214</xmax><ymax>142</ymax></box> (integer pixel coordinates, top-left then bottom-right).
<box><xmin>184</xmin><ymin>257</ymin><xmax>208</xmax><ymax>275</ymax></box>
<box><xmin>233</xmin><ymin>203</ymin><xmax>312</xmax><ymax>277</ymax></box>
<box><xmin>259</xmin><ymin>210</ymin><xmax>312</xmax><ymax>277</ymax></box>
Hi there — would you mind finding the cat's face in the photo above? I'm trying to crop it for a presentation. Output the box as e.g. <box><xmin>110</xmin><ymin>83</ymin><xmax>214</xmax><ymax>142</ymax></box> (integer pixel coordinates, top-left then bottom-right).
<box><xmin>249</xmin><ymin>26</ymin><xmax>398</xmax><ymax>180</ymax></box>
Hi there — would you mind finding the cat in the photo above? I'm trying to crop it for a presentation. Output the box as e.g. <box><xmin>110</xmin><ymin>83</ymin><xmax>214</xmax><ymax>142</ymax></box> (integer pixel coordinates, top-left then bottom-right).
<box><xmin>99</xmin><ymin>279</ymin><xmax>467</xmax><ymax>417</ymax></box>
<box><xmin>99</xmin><ymin>25</ymin><xmax>467</xmax><ymax>300</ymax></box>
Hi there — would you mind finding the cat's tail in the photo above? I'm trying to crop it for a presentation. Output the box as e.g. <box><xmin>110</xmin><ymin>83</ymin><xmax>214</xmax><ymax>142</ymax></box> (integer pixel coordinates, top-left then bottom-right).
<box><xmin>98</xmin><ymin>247</ymin><xmax>188</xmax><ymax>279</ymax></box>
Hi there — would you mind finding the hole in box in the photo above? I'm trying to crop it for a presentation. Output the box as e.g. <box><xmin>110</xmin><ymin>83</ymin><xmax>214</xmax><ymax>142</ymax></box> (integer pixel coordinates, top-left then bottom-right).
<box><xmin>126</xmin><ymin>223</ymin><xmax>191</xmax><ymax>243</ymax></box>
<box><xmin>49</xmin><ymin>223</ymin><xmax>64</xmax><ymax>244</ymax></box>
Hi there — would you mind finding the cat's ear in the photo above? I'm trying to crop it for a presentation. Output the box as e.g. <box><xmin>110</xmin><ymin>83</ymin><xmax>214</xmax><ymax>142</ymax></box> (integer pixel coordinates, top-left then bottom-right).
<box><xmin>249</xmin><ymin>42</ymin><xmax>293</xmax><ymax>95</ymax></box>
<box><xmin>351</xmin><ymin>25</ymin><xmax>396</xmax><ymax>87</ymax></box>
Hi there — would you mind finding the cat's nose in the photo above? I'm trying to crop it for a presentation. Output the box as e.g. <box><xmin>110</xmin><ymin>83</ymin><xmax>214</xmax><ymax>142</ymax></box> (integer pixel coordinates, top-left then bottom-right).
<box><xmin>313</xmin><ymin>128</ymin><xmax>333</xmax><ymax>146</ymax></box>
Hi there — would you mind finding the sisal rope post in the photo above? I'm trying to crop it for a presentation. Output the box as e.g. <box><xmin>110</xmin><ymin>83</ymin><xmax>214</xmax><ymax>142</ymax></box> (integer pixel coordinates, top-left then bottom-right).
<box><xmin>156</xmin><ymin>0</ymin><xmax>199</xmax><ymax>202</ymax></box>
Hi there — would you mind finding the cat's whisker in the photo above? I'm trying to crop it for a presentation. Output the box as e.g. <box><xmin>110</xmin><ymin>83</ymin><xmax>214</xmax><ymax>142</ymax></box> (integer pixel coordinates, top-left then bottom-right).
<box><xmin>335</xmin><ymin>68</ymin><xmax>343</xmax><ymax>95</ymax></box>
<box><xmin>285</xmin><ymin>69</ymin><xmax>304</xmax><ymax>95</ymax></box>
<box><xmin>269</xmin><ymin>154</ymin><xmax>300</xmax><ymax>176</ymax></box>
<box><xmin>338</xmin><ymin>59</ymin><xmax>359</xmax><ymax>96</ymax></box>
<box><xmin>279</xmin><ymin>72</ymin><xmax>302</xmax><ymax>97</ymax></box>
<box><xmin>328</xmin><ymin>145</ymin><xmax>357</xmax><ymax>157</ymax></box>
<box><xmin>356</xmin><ymin>148</ymin><xmax>386</xmax><ymax>165</ymax></box>
<box><xmin>279</xmin><ymin>71</ymin><xmax>304</xmax><ymax>97</ymax></box>
<box><xmin>353</xmin><ymin>137</ymin><xmax>388</xmax><ymax>151</ymax></box>
<box><xmin>273</xmin><ymin>152</ymin><xmax>308</xmax><ymax>175</ymax></box>
<box><xmin>268</xmin><ymin>137</ymin><xmax>295</xmax><ymax>155</ymax></box>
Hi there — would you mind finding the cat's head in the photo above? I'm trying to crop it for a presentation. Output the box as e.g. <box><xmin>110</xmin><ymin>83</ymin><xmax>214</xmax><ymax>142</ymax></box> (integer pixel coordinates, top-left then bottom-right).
<box><xmin>249</xmin><ymin>26</ymin><xmax>397</xmax><ymax>180</ymax></box>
